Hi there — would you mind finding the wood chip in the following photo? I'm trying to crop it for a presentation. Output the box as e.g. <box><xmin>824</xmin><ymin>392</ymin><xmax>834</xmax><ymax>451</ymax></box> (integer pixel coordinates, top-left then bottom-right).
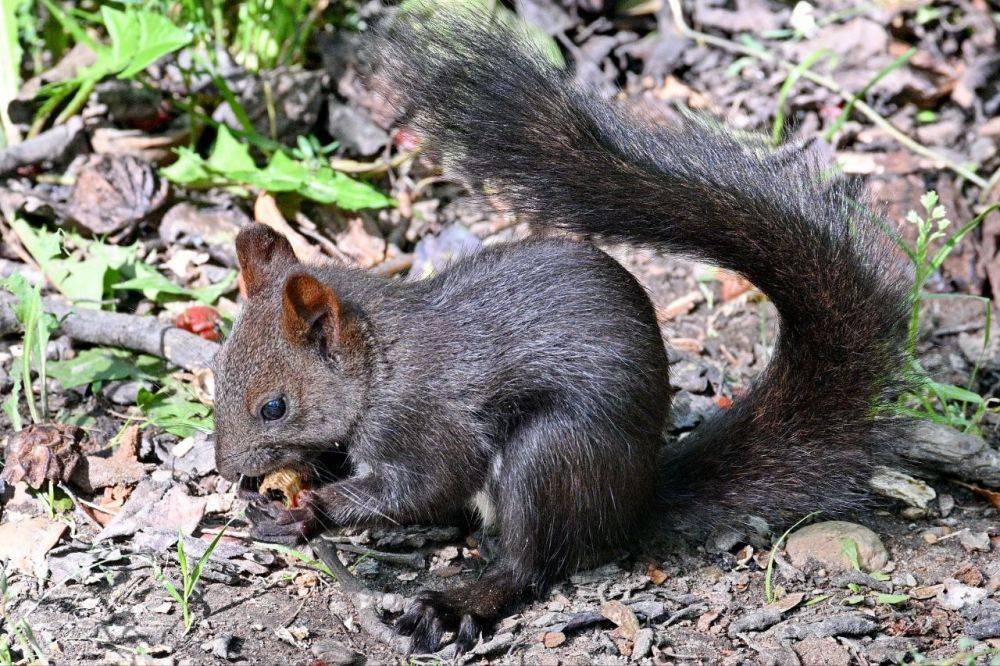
<box><xmin>601</xmin><ymin>600</ymin><xmax>641</xmax><ymax>641</ymax></box>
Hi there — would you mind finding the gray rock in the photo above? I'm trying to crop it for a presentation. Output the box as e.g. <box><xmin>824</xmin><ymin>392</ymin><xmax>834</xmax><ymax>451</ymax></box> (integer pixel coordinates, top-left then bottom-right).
<box><xmin>728</xmin><ymin>608</ymin><xmax>783</xmax><ymax>637</ymax></box>
<box><xmin>936</xmin><ymin>580</ymin><xmax>987</xmax><ymax>610</ymax></box>
<box><xmin>786</xmin><ymin>521</ymin><xmax>888</xmax><ymax>572</ymax></box>
<box><xmin>211</xmin><ymin>634</ymin><xmax>233</xmax><ymax>660</ymax></box>
<box><xmin>631</xmin><ymin>628</ymin><xmax>654</xmax><ymax>661</ymax></box>
<box><xmin>773</xmin><ymin>613</ymin><xmax>877</xmax><ymax>640</ymax></box>
<box><xmin>959</xmin><ymin>531</ymin><xmax>991</xmax><ymax>553</ymax></box>
<box><xmin>102</xmin><ymin>379</ymin><xmax>152</xmax><ymax>405</ymax></box>
<box><xmin>327</xmin><ymin>101</ymin><xmax>389</xmax><ymax>156</ymax></box>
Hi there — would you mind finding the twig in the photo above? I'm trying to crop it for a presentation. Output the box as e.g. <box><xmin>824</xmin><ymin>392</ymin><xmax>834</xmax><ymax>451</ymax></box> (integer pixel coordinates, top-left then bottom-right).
<box><xmin>370</xmin><ymin>253</ymin><xmax>414</xmax><ymax>278</ymax></box>
<box><xmin>335</xmin><ymin>543</ymin><xmax>425</xmax><ymax>569</ymax></box>
<box><xmin>665</xmin><ymin>0</ymin><xmax>988</xmax><ymax>189</ymax></box>
<box><xmin>0</xmin><ymin>292</ymin><xmax>219</xmax><ymax>371</ymax></box>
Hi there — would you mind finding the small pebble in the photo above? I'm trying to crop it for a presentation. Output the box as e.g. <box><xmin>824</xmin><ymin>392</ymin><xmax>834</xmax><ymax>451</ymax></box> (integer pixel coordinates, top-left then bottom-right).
<box><xmin>959</xmin><ymin>531</ymin><xmax>991</xmax><ymax>553</ymax></box>
<box><xmin>631</xmin><ymin>628</ymin><xmax>655</xmax><ymax>661</ymax></box>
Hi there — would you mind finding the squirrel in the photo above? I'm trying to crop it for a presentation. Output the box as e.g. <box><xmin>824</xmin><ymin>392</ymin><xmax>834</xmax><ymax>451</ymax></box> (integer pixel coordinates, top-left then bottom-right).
<box><xmin>212</xmin><ymin>11</ymin><xmax>912</xmax><ymax>655</ymax></box>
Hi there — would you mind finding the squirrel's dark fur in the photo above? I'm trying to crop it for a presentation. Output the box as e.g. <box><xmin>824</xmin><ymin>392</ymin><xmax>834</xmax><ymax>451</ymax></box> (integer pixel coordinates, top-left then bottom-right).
<box><xmin>212</xmin><ymin>12</ymin><xmax>912</xmax><ymax>655</ymax></box>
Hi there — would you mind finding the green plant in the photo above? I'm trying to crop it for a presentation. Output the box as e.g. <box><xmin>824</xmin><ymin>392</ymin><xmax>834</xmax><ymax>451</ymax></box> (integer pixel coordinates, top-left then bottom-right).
<box><xmin>158</xmin><ymin>525</ymin><xmax>229</xmax><ymax>633</ymax></box>
<box><xmin>232</xmin><ymin>0</ymin><xmax>318</xmax><ymax>71</ymax></box>
<box><xmin>162</xmin><ymin>125</ymin><xmax>395</xmax><ymax>210</ymax></box>
<box><xmin>764</xmin><ymin>511</ymin><xmax>819</xmax><ymax>603</ymax></box>
<box><xmin>1</xmin><ymin>273</ymin><xmax>59</xmax><ymax>425</ymax></box>
<box><xmin>31</xmin><ymin>2</ymin><xmax>192</xmax><ymax>134</ymax></box>
<box><xmin>824</xmin><ymin>47</ymin><xmax>916</xmax><ymax>142</ymax></box>
<box><xmin>11</xmin><ymin>219</ymin><xmax>234</xmax><ymax>308</ymax></box>
<box><xmin>256</xmin><ymin>543</ymin><xmax>336</xmax><ymax>579</ymax></box>
<box><xmin>771</xmin><ymin>48</ymin><xmax>828</xmax><ymax>145</ymax></box>
<box><xmin>896</xmin><ymin>192</ymin><xmax>1000</xmax><ymax>431</ymax></box>
<box><xmin>0</xmin><ymin>0</ymin><xmax>26</xmax><ymax>147</ymax></box>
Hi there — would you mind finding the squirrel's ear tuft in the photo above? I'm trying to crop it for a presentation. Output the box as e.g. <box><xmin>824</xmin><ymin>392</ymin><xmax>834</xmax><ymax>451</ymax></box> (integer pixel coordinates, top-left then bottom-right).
<box><xmin>236</xmin><ymin>224</ymin><xmax>298</xmax><ymax>297</ymax></box>
<box><xmin>281</xmin><ymin>272</ymin><xmax>344</xmax><ymax>345</ymax></box>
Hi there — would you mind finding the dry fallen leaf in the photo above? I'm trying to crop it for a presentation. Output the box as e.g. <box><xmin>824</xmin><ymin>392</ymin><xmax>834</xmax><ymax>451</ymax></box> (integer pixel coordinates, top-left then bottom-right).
<box><xmin>541</xmin><ymin>631</ymin><xmax>566</xmax><ymax>649</ymax></box>
<box><xmin>0</xmin><ymin>517</ymin><xmax>67</xmax><ymax>578</ymax></box>
<box><xmin>601</xmin><ymin>600</ymin><xmax>641</xmax><ymax>641</ymax></box>
<box><xmin>647</xmin><ymin>563</ymin><xmax>668</xmax><ymax>585</ymax></box>
<box><xmin>953</xmin><ymin>480</ymin><xmax>1000</xmax><ymax>511</ymax></box>
<box><xmin>657</xmin><ymin>291</ymin><xmax>704</xmax><ymax>321</ymax></box>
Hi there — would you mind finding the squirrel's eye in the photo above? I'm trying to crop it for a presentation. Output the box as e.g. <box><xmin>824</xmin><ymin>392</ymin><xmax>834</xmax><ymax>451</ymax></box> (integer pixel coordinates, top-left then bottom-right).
<box><xmin>260</xmin><ymin>397</ymin><xmax>286</xmax><ymax>421</ymax></box>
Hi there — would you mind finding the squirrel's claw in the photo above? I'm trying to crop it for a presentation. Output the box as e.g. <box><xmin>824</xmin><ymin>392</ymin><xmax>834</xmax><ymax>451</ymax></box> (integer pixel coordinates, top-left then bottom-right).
<box><xmin>396</xmin><ymin>590</ymin><xmax>482</xmax><ymax>656</ymax></box>
<box><xmin>245</xmin><ymin>495</ymin><xmax>317</xmax><ymax>545</ymax></box>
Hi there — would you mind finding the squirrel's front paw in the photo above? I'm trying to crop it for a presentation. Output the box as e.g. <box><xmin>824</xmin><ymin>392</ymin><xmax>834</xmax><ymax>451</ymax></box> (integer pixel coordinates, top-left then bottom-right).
<box><xmin>244</xmin><ymin>492</ymin><xmax>320</xmax><ymax>545</ymax></box>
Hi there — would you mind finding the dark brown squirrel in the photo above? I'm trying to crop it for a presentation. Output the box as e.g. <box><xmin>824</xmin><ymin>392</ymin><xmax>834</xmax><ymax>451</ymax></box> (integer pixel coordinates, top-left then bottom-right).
<box><xmin>212</xmin><ymin>11</ymin><xmax>912</xmax><ymax>655</ymax></box>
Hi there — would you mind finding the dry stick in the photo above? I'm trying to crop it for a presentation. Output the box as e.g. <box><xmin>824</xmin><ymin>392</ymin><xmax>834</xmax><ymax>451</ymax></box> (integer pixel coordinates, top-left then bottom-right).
<box><xmin>0</xmin><ymin>292</ymin><xmax>220</xmax><ymax>371</ymax></box>
<box><xmin>665</xmin><ymin>0</ymin><xmax>990</xmax><ymax>190</ymax></box>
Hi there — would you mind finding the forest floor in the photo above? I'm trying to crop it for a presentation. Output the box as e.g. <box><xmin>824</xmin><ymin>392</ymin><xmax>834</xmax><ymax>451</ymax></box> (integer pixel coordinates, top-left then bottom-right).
<box><xmin>1</xmin><ymin>0</ymin><xmax>999</xmax><ymax>664</ymax></box>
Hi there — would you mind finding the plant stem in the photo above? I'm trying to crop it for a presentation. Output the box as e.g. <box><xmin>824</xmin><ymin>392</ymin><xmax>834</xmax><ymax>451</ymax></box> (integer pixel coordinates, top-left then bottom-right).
<box><xmin>665</xmin><ymin>0</ymin><xmax>988</xmax><ymax>188</ymax></box>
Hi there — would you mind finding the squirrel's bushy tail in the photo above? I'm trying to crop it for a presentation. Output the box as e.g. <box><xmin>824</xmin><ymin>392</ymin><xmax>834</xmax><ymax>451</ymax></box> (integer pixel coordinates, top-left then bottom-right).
<box><xmin>378</xmin><ymin>12</ymin><xmax>912</xmax><ymax>528</ymax></box>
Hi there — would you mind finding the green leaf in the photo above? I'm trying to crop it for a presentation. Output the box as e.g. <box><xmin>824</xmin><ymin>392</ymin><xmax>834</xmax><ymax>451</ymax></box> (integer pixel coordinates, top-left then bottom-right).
<box><xmin>844</xmin><ymin>594</ymin><xmax>865</xmax><ymax>605</ymax></box>
<box><xmin>10</xmin><ymin>219</ymin><xmax>131</xmax><ymax>307</ymax></box>
<box><xmin>46</xmin><ymin>347</ymin><xmax>157</xmax><ymax>389</ymax></box>
<box><xmin>161</xmin><ymin>579</ymin><xmax>183</xmax><ymax>604</ymax></box>
<box><xmin>137</xmin><ymin>387</ymin><xmax>213</xmax><ymax>438</ymax></box>
<box><xmin>924</xmin><ymin>379</ymin><xmax>984</xmax><ymax>404</ymax></box>
<box><xmin>875</xmin><ymin>593</ymin><xmax>909</xmax><ymax>605</ymax></box>
<box><xmin>113</xmin><ymin>261</ymin><xmax>234</xmax><ymax>305</ymax></box>
<box><xmin>159</xmin><ymin>147</ymin><xmax>213</xmax><ymax>186</ymax></box>
<box><xmin>870</xmin><ymin>571</ymin><xmax>891</xmax><ymax>582</ymax></box>
<box><xmin>2</xmin><ymin>374</ymin><xmax>22</xmax><ymax>431</ymax></box>
<box><xmin>206</xmin><ymin>125</ymin><xmax>257</xmax><ymax>174</ymax></box>
<box><xmin>804</xmin><ymin>594</ymin><xmax>830</xmax><ymax>607</ymax></box>
<box><xmin>840</xmin><ymin>538</ymin><xmax>862</xmax><ymax>572</ymax></box>
<box><xmin>0</xmin><ymin>0</ymin><xmax>25</xmax><ymax>148</ymax></box>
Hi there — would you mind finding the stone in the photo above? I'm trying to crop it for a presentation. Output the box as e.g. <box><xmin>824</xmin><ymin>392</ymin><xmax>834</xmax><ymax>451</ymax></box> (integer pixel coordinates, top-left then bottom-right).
<box><xmin>631</xmin><ymin>628</ymin><xmax>654</xmax><ymax>661</ymax></box>
<box><xmin>793</xmin><ymin>637</ymin><xmax>852</xmax><ymax>666</ymax></box>
<box><xmin>786</xmin><ymin>521</ymin><xmax>888</xmax><ymax>572</ymax></box>
<box><xmin>936</xmin><ymin>580</ymin><xmax>987</xmax><ymax>610</ymax></box>
<box><xmin>959</xmin><ymin>531</ymin><xmax>991</xmax><ymax>553</ymax></box>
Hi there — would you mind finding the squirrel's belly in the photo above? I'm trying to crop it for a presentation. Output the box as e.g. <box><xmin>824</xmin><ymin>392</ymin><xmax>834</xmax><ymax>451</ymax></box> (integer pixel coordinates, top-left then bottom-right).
<box><xmin>467</xmin><ymin>454</ymin><xmax>503</xmax><ymax>529</ymax></box>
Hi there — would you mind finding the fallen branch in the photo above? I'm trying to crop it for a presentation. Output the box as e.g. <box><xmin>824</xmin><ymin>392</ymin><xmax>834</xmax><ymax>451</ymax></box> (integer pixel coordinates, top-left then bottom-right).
<box><xmin>665</xmin><ymin>0</ymin><xmax>989</xmax><ymax>189</ymax></box>
<box><xmin>0</xmin><ymin>292</ymin><xmax>219</xmax><ymax>372</ymax></box>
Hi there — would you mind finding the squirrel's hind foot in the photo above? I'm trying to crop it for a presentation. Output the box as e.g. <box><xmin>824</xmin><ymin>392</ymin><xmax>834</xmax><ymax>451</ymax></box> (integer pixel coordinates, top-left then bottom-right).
<box><xmin>396</xmin><ymin>571</ymin><xmax>524</xmax><ymax>655</ymax></box>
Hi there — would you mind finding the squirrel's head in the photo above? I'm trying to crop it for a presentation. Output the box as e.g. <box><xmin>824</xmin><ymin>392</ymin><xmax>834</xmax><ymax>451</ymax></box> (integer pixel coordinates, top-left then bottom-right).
<box><xmin>212</xmin><ymin>224</ymin><xmax>369</xmax><ymax>482</ymax></box>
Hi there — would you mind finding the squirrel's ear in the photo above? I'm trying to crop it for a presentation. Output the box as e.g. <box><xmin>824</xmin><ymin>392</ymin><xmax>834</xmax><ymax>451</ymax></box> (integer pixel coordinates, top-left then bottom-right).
<box><xmin>236</xmin><ymin>224</ymin><xmax>298</xmax><ymax>297</ymax></box>
<box><xmin>281</xmin><ymin>272</ymin><xmax>345</xmax><ymax>345</ymax></box>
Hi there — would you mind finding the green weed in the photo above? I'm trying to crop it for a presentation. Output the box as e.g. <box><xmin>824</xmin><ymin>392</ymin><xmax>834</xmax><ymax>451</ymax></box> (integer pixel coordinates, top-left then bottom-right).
<box><xmin>161</xmin><ymin>125</ymin><xmax>395</xmax><ymax>210</ymax></box>
<box><xmin>764</xmin><ymin>511</ymin><xmax>819</xmax><ymax>603</ymax></box>
<box><xmin>158</xmin><ymin>525</ymin><xmax>230</xmax><ymax>633</ymax></box>
<box><xmin>896</xmin><ymin>192</ymin><xmax>1000</xmax><ymax>432</ymax></box>
<box><xmin>1</xmin><ymin>273</ymin><xmax>59</xmax><ymax>425</ymax></box>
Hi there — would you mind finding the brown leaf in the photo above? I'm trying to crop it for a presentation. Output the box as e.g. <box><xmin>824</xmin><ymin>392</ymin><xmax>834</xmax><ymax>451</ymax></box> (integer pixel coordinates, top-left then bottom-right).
<box><xmin>541</xmin><ymin>631</ymin><xmax>566</xmax><ymax>649</ymax></box>
<box><xmin>600</xmin><ymin>600</ymin><xmax>641</xmax><ymax>641</ymax></box>
<box><xmin>0</xmin><ymin>517</ymin><xmax>67</xmax><ymax>577</ymax></box>
<box><xmin>647</xmin><ymin>563</ymin><xmax>668</xmax><ymax>585</ymax></box>
<box><xmin>657</xmin><ymin>291</ymin><xmax>704</xmax><ymax>321</ymax></box>
<box><xmin>1</xmin><ymin>423</ymin><xmax>85</xmax><ymax>489</ymax></box>
<box><xmin>953</xmin><ymin>480</ymin><xmax>1000</xmax><ymax>511</ymax></box>
<box><xmin>719</xmin><ymin>271</ymin><xmax>753</xmax><ymax>301</ymax></box>
<box><xmin>66</xmin><ymin>155</ymin><xmax>168</xmax><ymax>234</ymax></box>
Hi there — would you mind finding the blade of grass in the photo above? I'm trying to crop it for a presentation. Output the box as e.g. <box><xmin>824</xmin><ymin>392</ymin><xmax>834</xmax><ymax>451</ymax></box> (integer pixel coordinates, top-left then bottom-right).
<box><xmin>772</xmin><ymin>49</ymin><xmax>828</xmax><ymax>146</ymax></box>
<box><xmin>765</xmin><ymin>511</ymin><xmax>820</xmax><ymax>603</ymax></box>
<box><xmin>824</xmin><ymin>47</ymin><xmax>916</xmax><ymax>142</ymax></box>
